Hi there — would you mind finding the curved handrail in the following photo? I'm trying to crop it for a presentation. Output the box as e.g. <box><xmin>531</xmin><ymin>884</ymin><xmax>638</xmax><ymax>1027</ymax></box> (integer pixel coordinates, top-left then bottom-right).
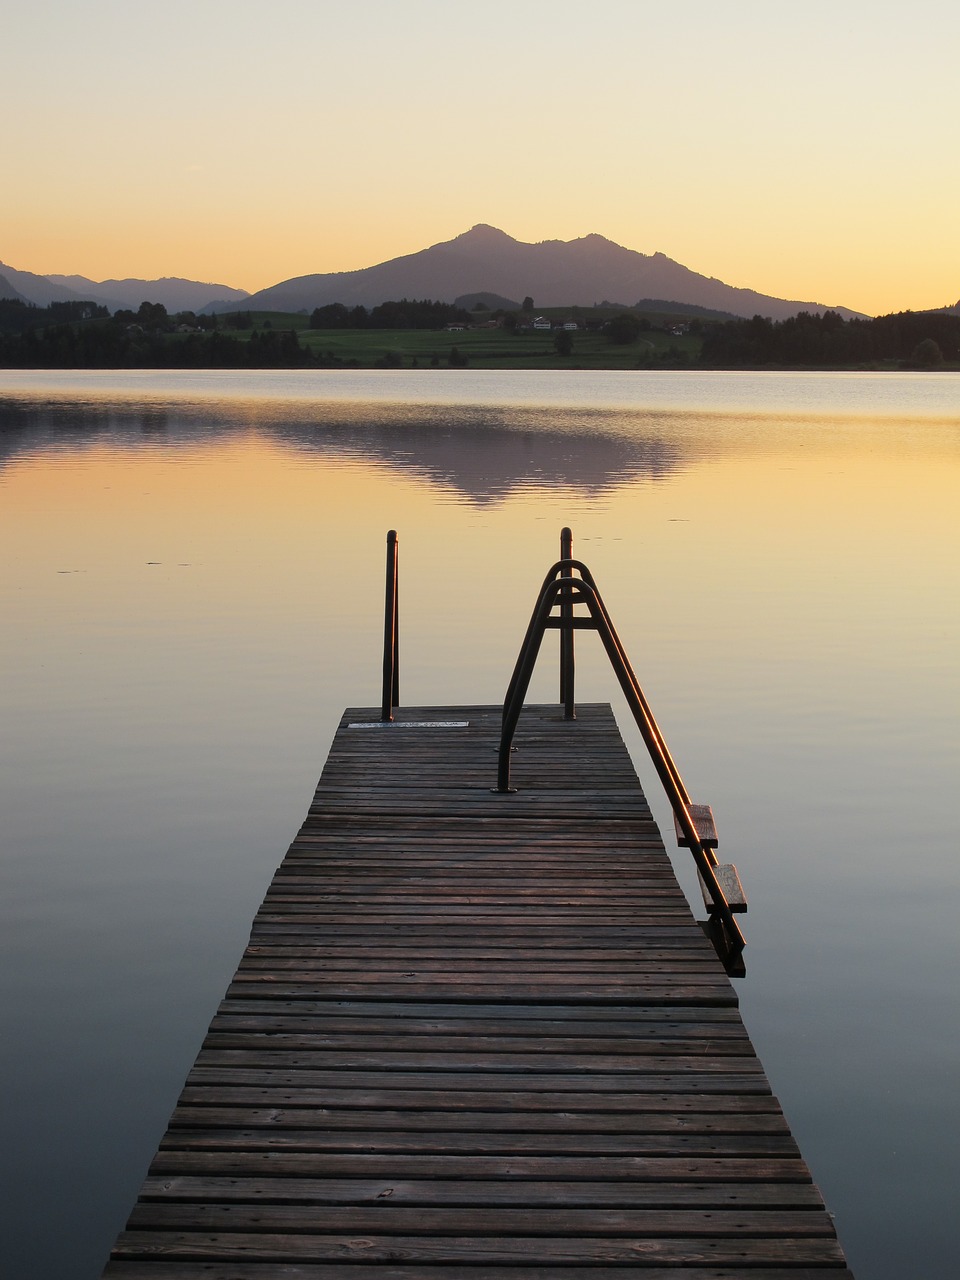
<box><xmin>500</xmin><ymin>556</ymin><xmax>600</xmax><ymax>724</ymax></box>
<box><xmin>496</xmin><ymin>558</ymin><xmax>745</xmax><ymax>966</ymax></box>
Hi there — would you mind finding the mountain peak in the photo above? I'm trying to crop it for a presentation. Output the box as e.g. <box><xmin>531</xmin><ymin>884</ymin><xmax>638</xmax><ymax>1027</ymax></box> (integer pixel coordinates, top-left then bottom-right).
<box><xmin>455</xmin><ymin>224</ymin><xmax>517</xmax><ymax>244</ymax></box>
<box><xmin>236</xmin><ymin>227</ymin><xmax>864</xmax><ymax>320</ymax></box>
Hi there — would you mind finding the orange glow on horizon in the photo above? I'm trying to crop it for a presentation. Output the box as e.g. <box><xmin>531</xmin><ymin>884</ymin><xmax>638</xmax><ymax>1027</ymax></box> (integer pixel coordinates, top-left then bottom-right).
<box><xmin>5</xmin><ymin>203</ymin><xmax>955</xmax><ymax>320</ymax></box>
<box><xmin>2</xmin><ymin>4</ymin><xmax>957</xmax><ymax>318</ymax></box>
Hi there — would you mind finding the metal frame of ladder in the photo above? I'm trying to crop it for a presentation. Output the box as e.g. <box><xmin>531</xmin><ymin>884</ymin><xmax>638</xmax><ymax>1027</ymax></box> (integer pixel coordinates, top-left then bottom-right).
<box><xmin>496</xmin><ymin>528</ymin><xmax>747</xmax><ymax>975</ymax></box>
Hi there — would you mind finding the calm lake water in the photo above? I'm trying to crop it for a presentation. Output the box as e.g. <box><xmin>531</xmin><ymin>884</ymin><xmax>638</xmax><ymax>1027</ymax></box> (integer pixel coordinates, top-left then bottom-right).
<box><xmin>1</xmin><ymin>369</ymin><xmax>958</xmax><ymax>1279</ymax></box>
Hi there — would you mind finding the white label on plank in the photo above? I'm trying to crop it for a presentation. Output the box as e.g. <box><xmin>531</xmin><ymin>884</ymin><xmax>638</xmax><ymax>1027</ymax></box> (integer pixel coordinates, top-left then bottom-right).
<box><xmin>348</xmin><ymin>721</ymin><xmax>469</xmax><ymax>729</ymax></box>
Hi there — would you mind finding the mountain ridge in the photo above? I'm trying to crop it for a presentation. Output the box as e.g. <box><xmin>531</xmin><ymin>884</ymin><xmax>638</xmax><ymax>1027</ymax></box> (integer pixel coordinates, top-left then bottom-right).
<box><xmin>235</xmin><ymin>225</ymin><xmax>867</xmax><ymax>321</ymax></box>
<box><xmin>43</xmin><ymin>273</ymin><xmax>249</xmax><ymax>313</ymax></box>
<box><xmin>8</xmin><ymin>226</ymin><xmax>934</xmax><ymax>320</ymax></box>
<box><xmin>0</xmin><ymin>263</ymin><xmax>249</xmax><ymax>313</ymax></box>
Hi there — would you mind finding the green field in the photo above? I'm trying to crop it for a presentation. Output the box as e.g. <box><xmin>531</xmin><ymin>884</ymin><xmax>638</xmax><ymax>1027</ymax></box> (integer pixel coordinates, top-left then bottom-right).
<box><xmin>226</xmin><ymin>313</ymin><xmax>699</xmax><ymax>369</ymax></box>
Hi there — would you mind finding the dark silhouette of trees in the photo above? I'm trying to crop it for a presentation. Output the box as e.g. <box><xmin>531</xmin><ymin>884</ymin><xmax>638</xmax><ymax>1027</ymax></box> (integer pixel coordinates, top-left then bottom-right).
<box><xmin>310</xmin><ymin>298</ymin><xmax>470</xmax><ymax>330</ymax></box>
<box><xmin>911</xmin><ymin>338</ymin><xmax>943</xmax><ymax>368</ymax></box>
<box><xmin>309</xmin><ymin>302</ymin><xmax>353</xmax><ymax>328</ymax></box>
<box><xmin>48</xmin><ymin>301</ymin><xmax>109</xmax><ymax>324</ymax></box>
<box><xmin>0</xmin><ymin>314</ymin><xmax>317</xmax><ymax>369</ymax></box>
<box><xmin>6</xmin><ymin>292</ymin><xmax>958</xmax><ymax>371</ymax></box>
<box><xmin>603</xmin><ymin>311</ymin><xmax>644</xmax><ymax>344</ymax></box>
<box><xmin>554</xmin><ymin>328</ymin><xmax>574</xmax><ymax>356</ymax></box>
<box><xmin>0</xmin><ymin>296</ymin><xmax>108</xmax><ymax>334</ymax></box>
<box><xmin>136</xmin><ymin>300</ymin><xmax>169</xmax><ymax>328</ymax></box>
<box><xmin>699</xmin><ymin>309</ymin><xmax>960</xmax><ymax>367</ymax></box>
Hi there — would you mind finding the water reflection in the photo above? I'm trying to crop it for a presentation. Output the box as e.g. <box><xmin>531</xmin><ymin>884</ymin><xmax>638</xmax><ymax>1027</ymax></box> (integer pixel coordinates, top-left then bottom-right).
<box><xmin>0</xmin><ymin>396</ymin><xmax>701</xmax><ymax>501</ymax></box>
<box><xmin>0</xmin><ymin>372</ymin><xmax>958</xmax><ymax>1280</ymax></box>
<box><xmin>0</xmin><ymin>399</ymin><xmax>234</xmax><ymax>463</ymax></box>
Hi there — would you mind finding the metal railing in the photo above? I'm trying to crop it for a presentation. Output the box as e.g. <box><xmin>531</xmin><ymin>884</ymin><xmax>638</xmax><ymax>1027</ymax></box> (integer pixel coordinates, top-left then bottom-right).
<box><xmin>381</xmin><ymin>529</ymin><xmax>400</xmax><ymax>721</ymax></box>
<box><xmin>497</xmin><ymin>529</ymin><xmax>746</xmax><ymax>972</ymax></box>
<box><xmin>559</xmin><ymin>525</ymin><xmax>575</xmax><ymax>718</ymax></box>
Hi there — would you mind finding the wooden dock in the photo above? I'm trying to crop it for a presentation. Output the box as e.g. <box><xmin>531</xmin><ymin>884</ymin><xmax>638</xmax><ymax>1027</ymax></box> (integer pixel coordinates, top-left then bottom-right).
<box><xmin>103</xmin><ymin>702</ymin><xmax>852</xmax><ymax>1277</ymax></box>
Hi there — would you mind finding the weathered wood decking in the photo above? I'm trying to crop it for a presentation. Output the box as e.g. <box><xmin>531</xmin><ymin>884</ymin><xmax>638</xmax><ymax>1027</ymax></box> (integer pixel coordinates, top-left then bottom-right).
<box><xmin>103</xmin><ymin>703</ymin><xmax>852</xmax><ymax>1277</ymax></box>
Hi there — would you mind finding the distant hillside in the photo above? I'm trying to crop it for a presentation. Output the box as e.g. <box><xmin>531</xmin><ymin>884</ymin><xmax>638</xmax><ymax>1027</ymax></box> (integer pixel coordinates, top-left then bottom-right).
<box><xmin>634</xmin><ymin>298</ymin><xmax>740</xmax><ymax>321</ymax></box>
<box><xmin>45</xmin><ymin>274</ymin><xmax>249</xmax><ymax>313</ymax></box>
<box><xmin>236</xmin><ymin>224</ymin><xmax>865</xmax><ymax>321</ymax></box>
<box><xmin>0</xmin><ymin>261</ymin><xmax>87</xmax><ymax>306</ymax></box>
<box><xmin>0</xmin><ymin>273</ymin><xmax>29</xmax><ymax>304</ymax></box>
<box><xmin>0</xmin><ymin>260</ymin><xmax>249</xmax><ymax>313</ymax></box>
<box><xmin>454</xmin><ymin>291</ymin><xmax>522</xmax><ymax>312</ymax></box>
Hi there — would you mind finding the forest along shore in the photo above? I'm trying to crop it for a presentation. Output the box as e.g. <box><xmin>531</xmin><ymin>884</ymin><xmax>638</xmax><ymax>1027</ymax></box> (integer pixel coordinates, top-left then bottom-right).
<box><xmin>1</xmin><ymin>295</ymin><xmax>958</xmax><ymax>371</ymax></box>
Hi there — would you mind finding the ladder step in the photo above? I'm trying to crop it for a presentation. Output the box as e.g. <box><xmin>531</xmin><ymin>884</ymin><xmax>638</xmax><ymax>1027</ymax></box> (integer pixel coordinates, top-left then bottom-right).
<box><xmin>698</xmin><ymin>862</ymin><xmax>748</xmax><ymax>913</ymax></box>
<box><xmin>674</xmin><ymin>802</ymin><xmax>719</xmax><ymax>848</ymax></box>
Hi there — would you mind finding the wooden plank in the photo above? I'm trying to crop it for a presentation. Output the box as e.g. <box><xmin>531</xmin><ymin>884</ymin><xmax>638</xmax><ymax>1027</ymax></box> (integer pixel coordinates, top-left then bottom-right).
<box><xmin>181</xmin><ymin>1080</ymin><xmax>782</xmax><ymax>1113</ymax></box>
<box><xmin>170</xmin><ymin>1105</ymin><xmax>788</xmax><ymax>1134</ymax></box>
<box><xmin>125</xmin><ymin>1204</ymin><xmax>836</xmax><ymax>1236</ymax></box>
<box><xmin>159</xmin><ymin>1125</ymin><xmax>798</xmax><ymax>1158</ymax></box>
<box><xmin>104</xmin><ymin>1265</ymin><xmax>850</xmax><ymax>1280</ymax></box>
<box><xmin>201</xmin><ymin>1027</ymin><xmax>753</xmax><ymax>1051</ymax></box>
<box><xmin>698</xmin><ymin>862</ymin><xmax>748</xmax><ymax>913</ymax></box>
<box><xmin>138</xmin><ymin>1175</ymin><xmax>824</xmax><ymax>1208</ymax></box>
<box><xmin>188</xmin><ymin>1047</ymin><xmax>766</xmax><ymax>1073</ymax></box>
<box><xmin>108</xmin><ymin>1230</ymin><xmax>849</xmax><ymax>1266</ymax></box>
<box><xmin>674</xmin><ymin>802</ymin><xmax>719</xmax><ymax>848</ymax></box>
<box><xmin>102</xmin><ymin>704</ymin><xmax>850</xmax><ymax>1276</ymax></box>
<box><xmin>147</xmin><ymin>1151</ymin><xmax>821</xmax><ymax>1181</ymax></box>
<box><xmin>212</xmin><ymin>999</ymin><xmax>745</xmax><ymax>1022</ymax></box>
<box><xmin>221</xmin><ymin>982</ymin><xmax>738</xmax><ymax>1005</ymax></box>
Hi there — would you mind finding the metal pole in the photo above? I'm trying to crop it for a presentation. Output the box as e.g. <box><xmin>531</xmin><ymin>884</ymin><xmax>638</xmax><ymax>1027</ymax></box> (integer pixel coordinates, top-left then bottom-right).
<box><xmin>381</xmin><ymin>530</ymin><xmax>398</xmax><ymax>721</ymax></box>
<box><xmin>391</xmin><ymin>537</ymin><xmax>400</xmax><ymax>710</ymax></box>
<box><xmin>560</xmin><ymin>527</ymin><xmax>575</xmax><ymax>719</ymax></box>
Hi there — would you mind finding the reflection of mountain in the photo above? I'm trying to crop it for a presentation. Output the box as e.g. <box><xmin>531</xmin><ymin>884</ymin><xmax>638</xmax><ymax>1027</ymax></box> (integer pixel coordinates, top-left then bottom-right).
<box><xmin>0</xmin><ymin>400</ymin><xmax>248</xmax><ymax>493</ymax></box>
<box><xmin>0</xmin><ymin>396</ymin><xmax>705</xmax><ymax>502</ymax></box>
<box><xmin>271</xmin><ymin>408</ymin><xmax>689</xmax><ymax>502</ymax></box>
<box><xmin>0</xmin><ymin>400</ymin><xmax>236</xmax><ymax>466</ymax></box>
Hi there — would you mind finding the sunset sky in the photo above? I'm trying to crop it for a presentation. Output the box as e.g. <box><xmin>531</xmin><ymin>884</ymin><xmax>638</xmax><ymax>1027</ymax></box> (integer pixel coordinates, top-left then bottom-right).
<box><xmin>4</xmin><ymin>0</ymin><xmax>957</xmax><ymax>317</ymax></box>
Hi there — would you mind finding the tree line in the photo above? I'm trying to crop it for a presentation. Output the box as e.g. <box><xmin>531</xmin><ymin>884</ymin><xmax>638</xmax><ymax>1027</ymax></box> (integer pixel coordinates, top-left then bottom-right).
<box><xmin>309</xmin><ymin>298</ymin><xmax>472</xmax><ymax>329</ymax></box>
<box><xmin>2</xmin><ymin>291</ymin><xmax>957</xmax><ymax>369</ymax></box>
<box><xmin>0</xmin><ymin>297</ymin><xmax>111</xmax><ymax>333</ymax></box>
<box><xmin>0</xmin><ymin>295</ymin><xmax>477</xmax><ymax>367</ymax></box>
<box><xmin>0</xmin><ymin>298</ymin><xmax>334</xmax><ymax>369</ymax></box>
<box><xmin>0</xmin><ymin>322</ymin><xmax>328</xmax><ymax>369</ymax></box>
<box><xmin>699</xmin><ymin>308</ymin><xmax>960</xmax><ymax>368</ymax></box>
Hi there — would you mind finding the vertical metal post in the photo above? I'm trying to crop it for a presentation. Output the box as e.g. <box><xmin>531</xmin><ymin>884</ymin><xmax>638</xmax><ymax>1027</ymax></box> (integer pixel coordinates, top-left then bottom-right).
<box><xmin>381</xmin><ymin>530</ymin><xmax>399</xmax><ymax>721</ymax></box>
<box><xmin>559</xmin><ymin>526</ymin><xmax>575</xmax><ymax>719</ymax></box>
